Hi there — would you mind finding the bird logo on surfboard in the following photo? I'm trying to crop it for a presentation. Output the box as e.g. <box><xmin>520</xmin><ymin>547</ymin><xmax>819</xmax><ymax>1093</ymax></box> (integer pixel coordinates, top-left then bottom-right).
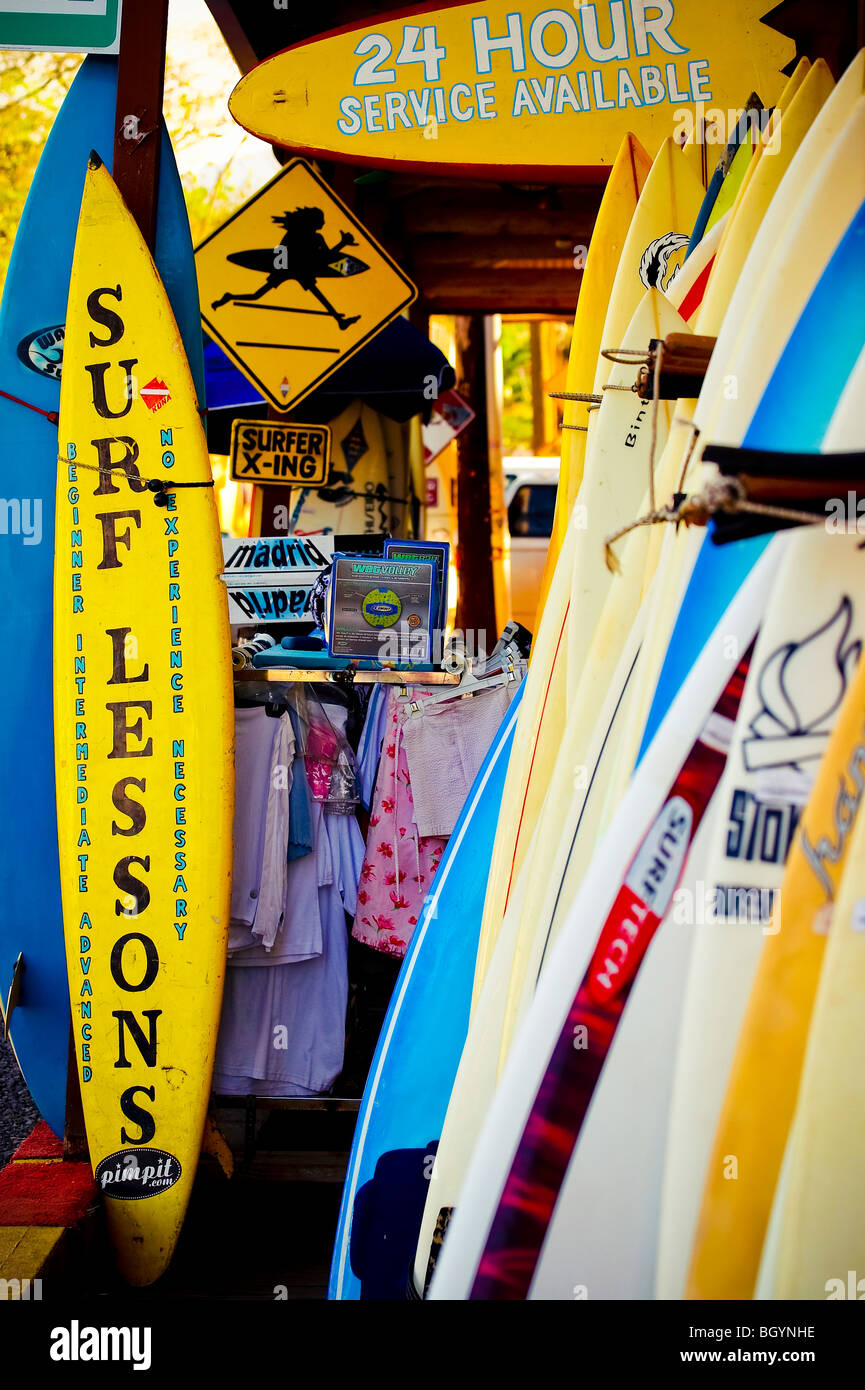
<box><xmin>211</xmin><ymin>204</ymin><xmax>369</xmax><ymax>331</ymax></box>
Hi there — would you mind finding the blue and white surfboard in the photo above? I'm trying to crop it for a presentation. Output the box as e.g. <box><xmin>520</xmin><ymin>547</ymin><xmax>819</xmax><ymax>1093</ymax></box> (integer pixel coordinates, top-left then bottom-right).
<box><xmin>329</xmin><ymin>687</ymin><xmax>523</xmax><ymax>1300</ymax></box>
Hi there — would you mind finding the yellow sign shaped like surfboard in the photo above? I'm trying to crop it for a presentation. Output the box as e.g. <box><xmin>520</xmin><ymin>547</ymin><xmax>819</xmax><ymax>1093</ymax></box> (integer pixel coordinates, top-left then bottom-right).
<box><xmin>229</xmin><ymin>1</ymin><xmax>792</xmax><ymax>179</ymax></box>
<box><xmin>54</xmin><ymin>156</ymin><xmax>233</xmax><ymax>1286</ymax></box>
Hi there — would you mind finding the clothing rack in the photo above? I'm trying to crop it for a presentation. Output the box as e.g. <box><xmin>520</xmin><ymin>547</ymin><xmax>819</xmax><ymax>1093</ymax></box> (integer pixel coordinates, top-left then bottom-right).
<box><xmin>234</xmin><ymin>668</ymin><xmax>463</xmax><ymax>685</ymax></box>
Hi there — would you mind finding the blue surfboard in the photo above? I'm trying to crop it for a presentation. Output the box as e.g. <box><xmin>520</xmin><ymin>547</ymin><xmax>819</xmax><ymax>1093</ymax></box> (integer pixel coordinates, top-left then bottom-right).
<box><xmin>0</xmin><ymin>56</ymin><xmax>204</xmax><ymax>1137</ymax></box>
<box><xmin>329</xmin><ymin>687</ymin><xmax>524</xmax><ymax>1300</ymax></box>
<box><xmin>638</xmin><ymin>195</ymin><xmax>865</xmax><ymax>758</ymax></box>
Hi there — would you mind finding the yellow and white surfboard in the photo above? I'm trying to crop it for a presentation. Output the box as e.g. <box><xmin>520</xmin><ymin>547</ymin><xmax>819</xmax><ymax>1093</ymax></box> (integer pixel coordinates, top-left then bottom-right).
<box><xmin>541</xmin><ymin>132</ymin><xmax>652</xmax><ymax>592</ymax></box>
<box><xmin>54</xmin><ymin>156</ymin><xmax>233</xmax><ymax>1286</ymax></box>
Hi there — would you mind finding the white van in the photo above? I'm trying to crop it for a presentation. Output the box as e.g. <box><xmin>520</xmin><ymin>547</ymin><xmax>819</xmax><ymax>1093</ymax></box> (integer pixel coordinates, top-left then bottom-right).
<box><xmin>504</xmin><ymin>459</ymin><xmax>559</xmax><ymax>633</ymax></box>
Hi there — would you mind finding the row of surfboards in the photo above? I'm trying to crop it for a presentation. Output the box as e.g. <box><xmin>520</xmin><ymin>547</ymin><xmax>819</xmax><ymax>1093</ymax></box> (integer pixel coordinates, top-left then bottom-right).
<box><xmin>330</xmin><ymin>50</ymin><xmax>865</xmax><ymax>1300</ymax></box>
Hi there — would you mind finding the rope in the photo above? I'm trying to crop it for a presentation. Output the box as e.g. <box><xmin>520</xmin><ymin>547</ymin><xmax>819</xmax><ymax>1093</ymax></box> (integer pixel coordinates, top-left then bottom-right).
<box><xmin>648</xmin><ymin>340</ymin><xmax>664</xmax><ymax>515</ymax></box>
<box><xmin>0</xmin><ymin>388</ymin><xmax>58</xmax><ymax>424</ymax></box>
<box><xmin>601</xmin><ymin>348</ymin><xmax>651</xmax><ymax>366</ymax></box>
<box><xmin>549</xmin><ymin>391</ymin><xmax>602</xmax><ymax>404</ymax></box>
<box><xmin>603</xmin><ymin>476</ymin><xmax>824</xmax><ymax>574</ymax></box>
<box><xmin>676</xmin><ymin>420</ymin><xmax>701</xmax><ymax>494</ymax></box>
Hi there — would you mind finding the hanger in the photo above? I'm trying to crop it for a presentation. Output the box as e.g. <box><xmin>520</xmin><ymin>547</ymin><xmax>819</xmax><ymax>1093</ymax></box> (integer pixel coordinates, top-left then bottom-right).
<box><xmin>403</xmin><ymin>646</ymin><xmax>525</xmax><ymax>716</ymax></box>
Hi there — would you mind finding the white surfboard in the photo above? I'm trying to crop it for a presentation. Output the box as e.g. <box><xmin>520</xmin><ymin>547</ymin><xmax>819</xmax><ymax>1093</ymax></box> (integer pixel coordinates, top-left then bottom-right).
<box><xmin>428</xmin><ymin>542</ymin><xmax>783</xmax><ymax>1300</ymax></box>
<box><xmin>656</xmin><ymin>527</ymin><xmax>865</xmax><ymax>1299</ymax></box>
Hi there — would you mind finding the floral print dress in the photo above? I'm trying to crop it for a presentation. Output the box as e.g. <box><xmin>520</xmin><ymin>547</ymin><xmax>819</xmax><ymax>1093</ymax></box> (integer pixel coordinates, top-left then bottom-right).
<box><xmin>352</xmin><ymin>689</ymin><xmax>447</xmax><ymax>959</ymax></box>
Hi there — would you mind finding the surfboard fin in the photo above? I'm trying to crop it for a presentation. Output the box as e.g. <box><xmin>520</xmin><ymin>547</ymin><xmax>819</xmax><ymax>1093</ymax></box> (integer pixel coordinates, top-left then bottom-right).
<box><xmin>0</xmin><ymin>952</ymin><xmax>25</xmax><ymax>1040</ymax></box>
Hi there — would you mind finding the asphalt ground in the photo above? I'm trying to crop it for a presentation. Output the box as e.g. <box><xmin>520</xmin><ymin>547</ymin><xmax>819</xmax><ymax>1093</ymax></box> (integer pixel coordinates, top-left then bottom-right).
<box><xmin>0</xmin><ymin>1033</ymin><xmax>40</xmax><ymax>1168</ymax></box>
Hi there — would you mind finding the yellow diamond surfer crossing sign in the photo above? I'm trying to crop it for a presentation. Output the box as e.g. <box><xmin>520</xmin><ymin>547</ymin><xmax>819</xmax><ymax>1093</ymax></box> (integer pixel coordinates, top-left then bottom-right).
<box><xmin>196</xmin><ymin>158</ymin><xmax>417</xmax><ymax>412</ymax></box>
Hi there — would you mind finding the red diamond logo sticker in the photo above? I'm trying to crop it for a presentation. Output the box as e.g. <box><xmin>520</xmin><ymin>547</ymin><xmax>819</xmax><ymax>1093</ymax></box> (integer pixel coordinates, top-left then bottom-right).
<box><xmin>141</xmin><ymin>377</ymin><xmax>171</xmax><ymax>412</ymax></box>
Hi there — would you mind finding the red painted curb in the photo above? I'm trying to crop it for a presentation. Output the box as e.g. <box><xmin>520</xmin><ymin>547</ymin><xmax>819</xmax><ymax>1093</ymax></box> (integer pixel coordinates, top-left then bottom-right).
<box><xmin>0</xmin><ymin>1160</ymin><xmax>96</xmax><ymax>1226</ymax></box>
<box><xmin>11</xmin><ymin>1121</ymin><xmax>63</xmax><ymax>1162</ymax></box>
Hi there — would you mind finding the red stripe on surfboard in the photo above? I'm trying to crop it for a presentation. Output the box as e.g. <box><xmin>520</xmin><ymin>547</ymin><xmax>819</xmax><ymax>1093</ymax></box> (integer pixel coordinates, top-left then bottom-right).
<box><xmin>502</xmin><ymin>601</ymin><xmax>570</xmax><ymax>916</ymax></box>
<box><xmin>470</xmin><ymin>646</ymin><xmax>752</xmax><ymax>1300</ymax></box>
<box><xmin>678</xmin><ymin>253</ymin><xmax>715</xmax><ymax>323</ymax></box>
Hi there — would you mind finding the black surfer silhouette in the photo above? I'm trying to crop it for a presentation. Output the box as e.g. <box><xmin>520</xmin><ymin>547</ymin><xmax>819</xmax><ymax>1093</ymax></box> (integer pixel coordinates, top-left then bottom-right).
<box><xmin>211</xmin><ymin>205</ymin><xmax>368</xmax><ymax>329</ymax></box>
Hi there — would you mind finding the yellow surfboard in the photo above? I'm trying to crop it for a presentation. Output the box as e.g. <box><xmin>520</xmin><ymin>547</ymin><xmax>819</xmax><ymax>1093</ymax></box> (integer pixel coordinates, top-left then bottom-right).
<box><xmin>54</xmin><ymin>156</ymin><xmax>233</xmax><ymax>1286</ymax></box>
<box><xmin>472</xmin><ymin>507</ymin><xmax>577</xmax><ymax>998</ymax></box>
<box><xmin>697</xmin><ymin>59</ymin><xmax>834</xmax><ymax>343</ymax></box>
<box><xmin>480</xmin><ymin>132</ymin><xmax>707</xmax><ymax>993</ymax></box>
<box><xmin>704</xmin><ymin>57</ymin><xmax>810</xmax><ymax>236</ymax></box>
<box><xmin>768</xmin><ymin>773</ymin><xmax>865</xmax><ymax>1299</ymax></box>
<box><xmin>496</xmin><ymin>290</ymin><xmax>690</xmax><ymax>1052</ymax></box>
<box><xmin>567</xmin><ymin>138</ymin><xmax>704</xmax><ymax>691</ymax></box>
<box><xmin>704</xmin><ymin>135</ymin><xmax>755</xmax><ymax>233</ymax></box>
<box><xmin>476</xmin><ymin>134</ymin><xmax>704</xmax><ymax>992</ymax></box>
<box><xmin>540</xmin><ymin>133</ymin><xmax>652</xmax><ymax>600</ymax></box>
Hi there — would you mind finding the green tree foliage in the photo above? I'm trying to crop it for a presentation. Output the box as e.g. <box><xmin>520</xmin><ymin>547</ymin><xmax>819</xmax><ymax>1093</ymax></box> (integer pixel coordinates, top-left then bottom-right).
<box><xmin>0</xmin><ymin>52</ymin><xmax>81</xmax><ymax>287</ymax></box>
<box><xmin>0</xmin><ymin>36</ymin><xmax>263</xmax><ymax>294</ymax></box>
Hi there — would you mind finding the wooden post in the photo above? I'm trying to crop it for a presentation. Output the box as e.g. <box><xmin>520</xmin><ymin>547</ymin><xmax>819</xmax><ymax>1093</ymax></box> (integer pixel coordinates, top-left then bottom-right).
<box><xmin>454</xmin><ymin>314</ymin><xmax>497</xmax><ymax>658</ymax></box>
<box><xmin>112</xmin><ymin>0</ymin><xmax>170</xmax><ymax>252</ymax></box>
<box><xmin>254</xmin><ymin>405</ymin><xmax>302</xmax><ymax>536</ymax></box>
<box><xmin>64</xmin><ymin>0</ymin><xmax>170</xmax><ymax>1155</ymax></box>
<box><xmin>530</xmin><ymin>320</ymin><xmax>544</xmax><ymax>454</ymax></box>
<box><xmin>253</xmin><ymin>162</ymin><xmax>363</xmax><ymax>538</ymax></box>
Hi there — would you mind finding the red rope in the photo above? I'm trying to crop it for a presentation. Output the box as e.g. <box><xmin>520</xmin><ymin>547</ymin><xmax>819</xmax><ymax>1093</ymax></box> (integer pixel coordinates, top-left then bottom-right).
<box><xmin>0</xmin><ymin>389</ymin><xmax>211</xmax><ymax>424</ymax></box>
<box><xmin>0</xmin><ymin>388</ymin><xmax>58</xmax><ymax>425</ymax></box>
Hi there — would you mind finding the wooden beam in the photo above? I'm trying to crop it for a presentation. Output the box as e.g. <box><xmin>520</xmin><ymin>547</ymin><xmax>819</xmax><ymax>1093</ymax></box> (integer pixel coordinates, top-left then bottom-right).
<box><xmin>402</xmin><ymin>204</ymin><xmax>599</xmax><ymax>240</ymax></box>
<box><xmin>421</xmin><ymin>269</ymin><xmax>581</xmax><ymax>315</ymax></box>
<box><xmin>426</xmin><ymin>293</ymin><xmax>579</xmax><ymax>315</ymax></box>
<box><xmin>204</xmin><ymin>0</ymin><xmax>259</xmax><ymax>72</ymax></box>
<box><xmin>112</xmin><ymin>0</ymin><xmax>169</xmax><ymax>252</ymax></box>
<box><xmin>530</xmin><ymin>321</ymin><xmax>545</xmax><ymax>455</ymax></box>
<box><xmin>410</xmin><ymin>236</ymin><xmax>579</xmax><ymax>267</ymax></box>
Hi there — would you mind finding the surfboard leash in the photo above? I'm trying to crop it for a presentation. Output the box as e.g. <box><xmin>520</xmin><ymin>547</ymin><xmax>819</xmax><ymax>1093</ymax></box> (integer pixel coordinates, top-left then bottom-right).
<box><xmin>0</xmin><ymin>387</ymin><xmax>59</xmax><ymax>424</ymax></box>
<box><xmin>603</xmin><ymin>479</ymin><xmax>837</xmax><ymax>575</ymax></box>
<box><xmin>58</xmin><ymin>455</ymin><xmax>215</xmax><ymax>508</ymax></box>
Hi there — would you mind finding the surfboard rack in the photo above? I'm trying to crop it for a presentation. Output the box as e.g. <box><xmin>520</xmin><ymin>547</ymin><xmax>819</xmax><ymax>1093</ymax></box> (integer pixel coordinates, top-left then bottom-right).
<box><xmin>703</xmin><ymin>444</ymin><xmax>865</xmax><ymax>544</ymax></box>
<box><xmin>235</xmin><ymin>668</ymin><xmax>462</xmax><ymax>688</ymax></box>
<box><xmin>0</xmin><ymin>952</ymin><xmax>24</xmax><ymax>1040</ymax></box>
<box><xmin>637</xmin><ymin>334</ymin><xmax>716</xmax><ymax>400</ymax></box>
<box><xmin>703</xmin><ymin>444</ymin><xmax>865</xmax><ymax>487</ymax></box>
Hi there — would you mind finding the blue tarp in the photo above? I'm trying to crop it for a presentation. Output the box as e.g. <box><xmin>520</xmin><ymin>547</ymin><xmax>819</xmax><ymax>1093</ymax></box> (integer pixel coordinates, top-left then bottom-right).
<box><xmin>204</xmin><ymin>315</ymin><xmax>455</xmax><ymax>423</ymax></box>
